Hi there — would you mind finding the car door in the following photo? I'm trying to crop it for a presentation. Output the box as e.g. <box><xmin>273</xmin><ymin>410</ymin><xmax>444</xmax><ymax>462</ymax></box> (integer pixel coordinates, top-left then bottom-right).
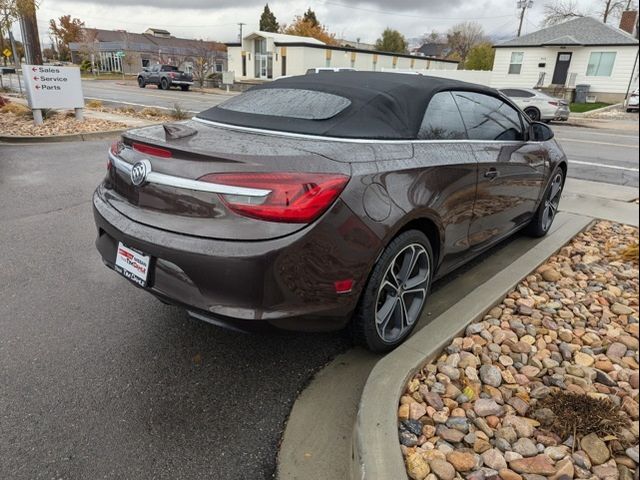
<box><xmin>452</xmin><ymin>91</ymin><xmax>547</xmax><ymax>250</ymax></box>
<box><xmin>149</xmin><ymin>65</ymin><xmax>160</xmax><ymax>84</ymax></box>
<box><xmin>412</xmin><ymin>91</ymin><xmax>478</xmax><ymax>274</ymax></box>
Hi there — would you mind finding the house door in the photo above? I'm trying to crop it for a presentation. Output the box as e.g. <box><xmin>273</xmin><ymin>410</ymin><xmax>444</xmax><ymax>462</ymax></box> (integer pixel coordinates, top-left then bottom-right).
<box><xmin>551</xmin><ymin>52</ymin><xmax>572</xmax><ymax>85</ymax></box>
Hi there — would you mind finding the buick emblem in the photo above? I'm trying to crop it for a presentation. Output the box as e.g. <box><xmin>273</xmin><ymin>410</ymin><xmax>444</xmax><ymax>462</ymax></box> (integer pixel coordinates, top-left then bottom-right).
<box><xmin>130</xmin><ymin>160</ymin><xmax>151</xmax><ymax>186</ymax></box>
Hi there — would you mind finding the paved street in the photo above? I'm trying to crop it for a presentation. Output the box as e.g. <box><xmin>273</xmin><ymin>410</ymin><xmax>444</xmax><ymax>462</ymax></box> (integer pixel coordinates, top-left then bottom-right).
<box><xmin>553</xmin><ymin>123</ymin><xmax>639</xmax><ymax>187</ymax></box>
<box><xmin>81</xmin><ymin>79</ymin><xmax>235</xmax><ymax>113</ymax></box>
<box><xmin>0</xmin><ymin>140</ymin><xmax>350</xmax><ymax>479</ymax></box>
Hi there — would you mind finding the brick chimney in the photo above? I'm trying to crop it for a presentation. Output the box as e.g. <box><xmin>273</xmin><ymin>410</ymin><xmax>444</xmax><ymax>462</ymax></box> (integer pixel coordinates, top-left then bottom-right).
<box><xmin>619</xmin><ymin>10</ymin><xmax>638</xmax><ymax>36</ymax></box>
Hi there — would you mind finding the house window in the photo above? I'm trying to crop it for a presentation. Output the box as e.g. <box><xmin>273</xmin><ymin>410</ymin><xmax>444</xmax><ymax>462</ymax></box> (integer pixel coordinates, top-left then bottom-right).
<box><xmin>509</xmin><ymin>52</ymin><xmax>524</xmax><ymax>74</ymax></box>
<box><xmin>586</xmin><ymin>52</ymin><xmax>616</xmax><ymax>77</ymax></box>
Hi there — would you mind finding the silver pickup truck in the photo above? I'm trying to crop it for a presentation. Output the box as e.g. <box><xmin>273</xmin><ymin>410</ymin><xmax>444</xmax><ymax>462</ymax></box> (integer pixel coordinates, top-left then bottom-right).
<box><xmin>137</xmin><ymin>65</ymin><xmax>194</xmax><ymax>91</ymax></box>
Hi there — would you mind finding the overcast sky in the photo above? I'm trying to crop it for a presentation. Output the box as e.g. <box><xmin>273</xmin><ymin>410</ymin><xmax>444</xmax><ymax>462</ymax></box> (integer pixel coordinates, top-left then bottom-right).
<box><xmin>26</xmin><ymin>0</ymin><xmax>620</xmax><ymax>48</ymax></box>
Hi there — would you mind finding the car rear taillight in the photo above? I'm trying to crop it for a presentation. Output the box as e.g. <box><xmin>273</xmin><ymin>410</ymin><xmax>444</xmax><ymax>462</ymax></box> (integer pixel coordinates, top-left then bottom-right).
<box><xmin>133</xmin><ymin>142</ymin><xmax>172</xmax><ymax>158</ymax></box>
<box><xmin>548</xmin><ymin>101</ymin><xmax>559</xmax><ymax>106</ymax></box>
<box><xmin>199</xmin><ymin>172</ymin><xmax>350</xmax><ymax>223</ymax></box>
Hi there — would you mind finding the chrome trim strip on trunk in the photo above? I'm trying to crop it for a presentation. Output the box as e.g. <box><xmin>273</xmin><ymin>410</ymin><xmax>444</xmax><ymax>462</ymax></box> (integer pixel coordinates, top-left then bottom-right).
<box><xmin>108</xmin><ymin>151</ymin><xmax>271</xmax><ymax>198</ymax></box>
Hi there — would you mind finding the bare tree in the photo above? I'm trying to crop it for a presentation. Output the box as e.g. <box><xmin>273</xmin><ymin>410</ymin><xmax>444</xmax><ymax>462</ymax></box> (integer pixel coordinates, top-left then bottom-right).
<box><xmin>601</xmin><ymin>0</ymin><xmax>627</xmax><ymax>23</ymax></box>
<box><xmin>191</xmin><ymin>40</ymin><xmax>222</xmax><ymax>88</ymax></box>
<box><xmin>77</xmin><ymin>28</ymin><xmax>101</xmax><ymax>73</ymax></box>
<box><xmin>542</xmin><ymin>0</ymin><xmax>586</xmax><ymax>26</ymax></box>
<box><xmin>543</xmin><ymin>0</ymin><xmax>635</xmax><ymax>25</ymax></box>
<box><xmin>446</xmin><ymin>22</ymin><xmax>485</xmax><ymax>66</ymax></box>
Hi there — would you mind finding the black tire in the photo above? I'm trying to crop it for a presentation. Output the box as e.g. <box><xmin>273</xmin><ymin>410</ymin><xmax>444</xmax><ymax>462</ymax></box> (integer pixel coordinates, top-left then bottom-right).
<box><xmin>525</xmin><ymin>167</ymin><xmax>565</xmax><ymax>238</ymax></box>
<box><xmin>137</xmin><ymin>77</ymin><xmax>146</xmax><ymax>88</ymax></box>
<box><xmin>524</xmin><ymin>107</ymin><xmax>541</xmax><ymax>122</ymax></box>
<box><xmin>160</xmin><ymin>78</ymin><xmax>169</xmax><ymax>90</ymax></box>
<box><xmin>352</xmin><ymin>230</ymin><xmax>434</xmax><ymax>353</ymax></box>
<box><xmin>180</xmin><ymin>85</ymin><xmax>190</xmax><ymax>91</ymax></box>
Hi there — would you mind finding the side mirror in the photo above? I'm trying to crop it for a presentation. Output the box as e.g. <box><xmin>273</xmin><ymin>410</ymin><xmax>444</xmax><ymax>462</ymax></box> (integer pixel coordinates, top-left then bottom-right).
<box><xmin>530</xmin><ymin>122</ymin><xmax>554</xmax><ymax>142</ymax></box>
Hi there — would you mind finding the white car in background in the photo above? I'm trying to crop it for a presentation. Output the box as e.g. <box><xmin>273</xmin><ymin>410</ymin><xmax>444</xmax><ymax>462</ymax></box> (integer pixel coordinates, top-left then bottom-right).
<box><xmin>500</xmin><ymin>88</ymin><xmax>570</xmax><ymax>123</ymax></box>
<box><xmin>625</xmin><ymin>88</ymin><xmax>639</xmax><ymax>112</ymax></box>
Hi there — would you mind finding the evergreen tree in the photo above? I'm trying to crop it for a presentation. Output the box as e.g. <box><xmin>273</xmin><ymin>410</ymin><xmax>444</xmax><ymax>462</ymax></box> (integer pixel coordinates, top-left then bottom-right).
<box><xmin>302</xmin><ymin>8</ymin><xmax>319</xmax><ymax>28</ymax></box>
<box><xmin>259</xmin><ymin>4</ymin><xmax>279</xmax><ymax>32</ymax></box>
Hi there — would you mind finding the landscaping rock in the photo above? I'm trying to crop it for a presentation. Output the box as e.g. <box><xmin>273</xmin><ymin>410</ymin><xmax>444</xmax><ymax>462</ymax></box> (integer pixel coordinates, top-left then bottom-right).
<box><xmin>429</xmin><ymin>458</ymin><xmax>456</xmax><ymax>480</ymax></box>
<box><xmin>446</xmin><ymin>451</ymin><xmax>476</xmax><ymax>472</ymax></box>
<box><xmin>407</xmin><ymin>452</ymin><xmax>431</xmax><ymax>480</ymax></box>
<box><xmin>399</xmin><ymin>222</ymin><xmax>639</xmax><ymax>480</ymax></box>
<box><xmin>581</xmin><ymin>433</ymin><xmax>610</xmax><ymax>466</ymax></box>
<box><xmin>509</xmin><ymin>455</ymin><xmax>557</xmax><ymax>475</ymax></box>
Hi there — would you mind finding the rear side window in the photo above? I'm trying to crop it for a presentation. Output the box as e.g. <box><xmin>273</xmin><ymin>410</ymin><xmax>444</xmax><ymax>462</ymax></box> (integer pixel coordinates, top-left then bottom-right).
<box><xmin>501</xmin><ymin>89</ymin><xmax>534</xmax><ymax>98</ymax></box>
<box><xmin>217</xmin><ymin>88</ymin><xmax>351</xmax><ymax>120</ymax></box>
<box><xmin>161</xmin><ymin>65</ymin><xmax>179</xmax><ymax>72</ymax></box>
<box><xmin>453</xmin><ymin>91</ymin><xmax>524</xmax><ymax>141</ymax></box>
<box><xmin>418</xmin><ymin>92</ymin><xmax>467</xmax><ymax>140</ymax></box>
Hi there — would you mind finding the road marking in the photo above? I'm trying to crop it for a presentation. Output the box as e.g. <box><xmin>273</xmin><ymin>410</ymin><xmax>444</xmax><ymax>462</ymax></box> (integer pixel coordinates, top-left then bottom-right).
<box><xmin>558</xmin><ymin>137</ymin><xmax>639</xmax><ymax>148</ymax></box>
<box><xmin>569</xmin><ymin>159</ymin><xmax>639</xmax><ymax>172</ymax></box>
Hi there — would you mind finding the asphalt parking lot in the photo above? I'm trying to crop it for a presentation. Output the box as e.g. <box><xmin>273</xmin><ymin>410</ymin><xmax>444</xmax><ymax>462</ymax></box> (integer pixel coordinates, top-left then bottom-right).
<box><xmin>0</xmin><ymin>91</ymin><xmax>638</xmax><ymax>479</ymax></box>
<box><xmin>0</xmin><ymin>141</ymin><xmax>350</xmax><ymax>479</ymax></box>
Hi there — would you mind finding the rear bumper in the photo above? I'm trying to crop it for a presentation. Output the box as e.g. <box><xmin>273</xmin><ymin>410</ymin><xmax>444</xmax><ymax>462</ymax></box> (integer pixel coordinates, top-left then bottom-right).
<box><xmin>170</xmin><ymin>80</ymin><xmax>193</xmax><ymax>86</ymax></box>
<box><xmin>92</xmin><ymin>186</ymin><xmax>377</xmax><ymax>332</ymax></box>
<box><xmin>553</xmin><ymin>107</ymin><xmax>570</xmax><ymax>121</ymax></box>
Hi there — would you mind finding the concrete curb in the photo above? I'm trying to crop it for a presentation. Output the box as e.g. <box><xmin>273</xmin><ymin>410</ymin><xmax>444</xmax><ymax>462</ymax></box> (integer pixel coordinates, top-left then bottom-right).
<box><xmin>0</xmin><ymin>129</ymin><xmax>127</xmax><ymax>144</ymax></box>
<box><xmin>350</xmin><ymin>212</ymin><xmax>592</xmax><ymax>480</ymax></box>
<box><xmin>581</xmin><ymin>102</ymin><xmax>624</xmax><ymax>117</ymax></box>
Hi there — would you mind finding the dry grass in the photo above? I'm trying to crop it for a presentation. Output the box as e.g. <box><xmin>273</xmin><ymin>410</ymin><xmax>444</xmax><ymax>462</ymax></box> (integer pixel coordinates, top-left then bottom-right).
<box><xmin>619</xmin><ymin>243</ymin><xmax>639</xmax><ymax>262</ymax></box>
<box><xmin>537</xmin><ymin>391</ymin><xmax>630</xmax><ymax>442</ymax></box>
<box><xmin>85</xmin><ymin>99</ymin><xmax>104</xmax><ymax>109</ymax></box>
<box><xmin>169</xmin><ymin>103</ymin><xmax>189</xmax><ymax>120</ymax></box>
<box><xmin>0</xmin><ymin>103</ymin><xmax>30</xmax><ymax>116</ymax></box>
<box><xmin>139</xmin><ymin>107</ymin><xmax>165</xmax><ymax>117</ymax></box>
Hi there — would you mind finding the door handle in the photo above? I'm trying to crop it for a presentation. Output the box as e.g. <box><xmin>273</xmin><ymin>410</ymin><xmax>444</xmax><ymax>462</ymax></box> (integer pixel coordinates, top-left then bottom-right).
<box><xmin>484</xmin><ymin>168</ymin><xmax>500</xmax><ymax>180</ymax></box>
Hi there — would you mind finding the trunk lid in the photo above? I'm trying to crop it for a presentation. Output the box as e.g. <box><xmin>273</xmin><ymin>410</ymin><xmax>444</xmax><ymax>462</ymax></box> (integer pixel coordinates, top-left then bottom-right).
<box><xmin>105</xmin><ymin>120</ymin><xmax>356</xmax><ymax>241</ymax></box>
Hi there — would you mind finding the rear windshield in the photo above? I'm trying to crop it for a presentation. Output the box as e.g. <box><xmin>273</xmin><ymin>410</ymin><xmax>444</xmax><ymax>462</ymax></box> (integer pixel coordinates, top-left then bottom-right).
<box><xmin>216</xmin><ymin>88</ymin><xmax>351</xmax><ymax>120</ymax></box>
<box><xmin>161</xmin><ymin>65</ymin><xmax>179</xmax><ymax>72</ymax></box>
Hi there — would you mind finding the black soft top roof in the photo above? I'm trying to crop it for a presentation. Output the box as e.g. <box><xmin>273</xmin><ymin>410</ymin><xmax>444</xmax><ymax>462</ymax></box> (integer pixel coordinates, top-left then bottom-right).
<box><xmin>196</xmin><ymin>72</ymin><xmax>500</xmax><ymax>140</ymax></box>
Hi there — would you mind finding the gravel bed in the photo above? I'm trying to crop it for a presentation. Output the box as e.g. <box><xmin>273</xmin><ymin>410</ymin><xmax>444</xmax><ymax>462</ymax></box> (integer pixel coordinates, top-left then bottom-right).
<box><xmin>0</xmin><ymin>111</ymin><xmax>126</xmax><ymax>136</ymax></box>
<box><xmin>398</xmin><ymin>221</ymin><xmax>639</xmax><ymax>480</ymax></box>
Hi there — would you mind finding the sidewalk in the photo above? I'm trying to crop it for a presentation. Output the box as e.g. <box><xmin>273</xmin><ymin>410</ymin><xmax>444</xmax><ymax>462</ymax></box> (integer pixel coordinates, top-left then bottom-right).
<box><xmin>277</xmin><ymin>177</ymin><xmax>639</xmax><ymax>480</ymax></box>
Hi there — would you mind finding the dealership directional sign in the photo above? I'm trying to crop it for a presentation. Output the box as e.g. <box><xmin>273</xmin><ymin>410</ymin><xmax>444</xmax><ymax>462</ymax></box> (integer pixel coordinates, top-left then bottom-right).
<box><xmin>22</xmin><ymin>64</ymin><xmax>84</xmax><ymax>109</ymax></box>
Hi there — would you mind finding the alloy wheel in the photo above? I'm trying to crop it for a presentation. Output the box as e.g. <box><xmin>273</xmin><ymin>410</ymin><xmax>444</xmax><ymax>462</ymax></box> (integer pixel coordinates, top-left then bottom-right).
<box><xmin>542</xmin><ymin>172</ymin><xmax>563</xmax><ymax>232</ymax></box>
<box><xmin>525</xmin><ymin>108</ymin><xmax>540</xmax><ymax>122</ymax></box>
<box><xmin>375</xmin><ymin>243</ymin><xmax>430</xmax><ymax>343</ymax></box>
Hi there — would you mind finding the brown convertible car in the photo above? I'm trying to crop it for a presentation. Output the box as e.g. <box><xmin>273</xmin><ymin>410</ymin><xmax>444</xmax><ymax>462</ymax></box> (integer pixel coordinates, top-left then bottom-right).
<box><xmin>93</xmin><ymin>72</ymin><xmax>566</xmax><ymax>352</ymax></box>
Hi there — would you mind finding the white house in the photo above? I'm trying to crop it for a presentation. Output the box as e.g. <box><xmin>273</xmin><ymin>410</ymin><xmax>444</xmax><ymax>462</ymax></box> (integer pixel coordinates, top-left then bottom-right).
<box><xmin>226</xmin><ymin>31</ymin><xmax>458</xmax><ymax>82</ymax></box>
<box><xmin>491</xmin><ymin>16</ymin><xmax>639</xmax><ymax>102</ymax></box>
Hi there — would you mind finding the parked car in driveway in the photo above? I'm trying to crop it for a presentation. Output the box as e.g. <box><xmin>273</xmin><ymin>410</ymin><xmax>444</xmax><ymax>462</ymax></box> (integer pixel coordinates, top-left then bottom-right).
<box><xmin>94</xmin><ymin>72</ymin><xmax>567</xmax><ymax>352</ymax></box>
<box><xmin>500</xmin><ymin>87</ymin><xmax>570</xmax><ymax>122</ymax></box>
<box><xmin>137</xmin><ymin>64</ymin><xmax>193</xmax><ymax>91</ymax></box>
<box><xmin>625</xmin><ymin>88</ymin><xmax>639</xmax><ymax>112</ymax></box>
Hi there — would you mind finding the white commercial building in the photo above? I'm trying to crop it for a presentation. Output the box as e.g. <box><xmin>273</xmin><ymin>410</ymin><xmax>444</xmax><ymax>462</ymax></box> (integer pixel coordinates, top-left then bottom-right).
<box><xmin>226</xmin><ymin>31</ymin><xmax>458</xmax><ymax>81</ymax></box>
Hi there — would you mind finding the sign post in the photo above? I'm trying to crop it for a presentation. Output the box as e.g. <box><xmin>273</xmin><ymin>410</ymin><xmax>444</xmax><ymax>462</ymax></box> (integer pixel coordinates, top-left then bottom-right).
<box><xmin>115</xmin><ymin>51</ymin><xmax>125</xmax><ymax>79</ymax></box>
<box><xmin>22</xmin><ymin>65</ymin><xmax>85</xmax><ymax>125</ymax></box>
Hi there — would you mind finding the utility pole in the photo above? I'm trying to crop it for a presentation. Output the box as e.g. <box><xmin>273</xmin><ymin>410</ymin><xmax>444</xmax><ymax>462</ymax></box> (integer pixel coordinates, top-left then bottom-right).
<box><xmin>238</xmin><ymin>22</ymin><xmax>246</xmax><ymax>42</ymax></box>
<box><xmin>517</xmin><ymin>0</ymin><xmax>534</xmax><ymax>37</ymax></box>
<box><xmin>18</xmin><ymin>0</ymin><xmax>42</xmax><ymax>64</ymax></box>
